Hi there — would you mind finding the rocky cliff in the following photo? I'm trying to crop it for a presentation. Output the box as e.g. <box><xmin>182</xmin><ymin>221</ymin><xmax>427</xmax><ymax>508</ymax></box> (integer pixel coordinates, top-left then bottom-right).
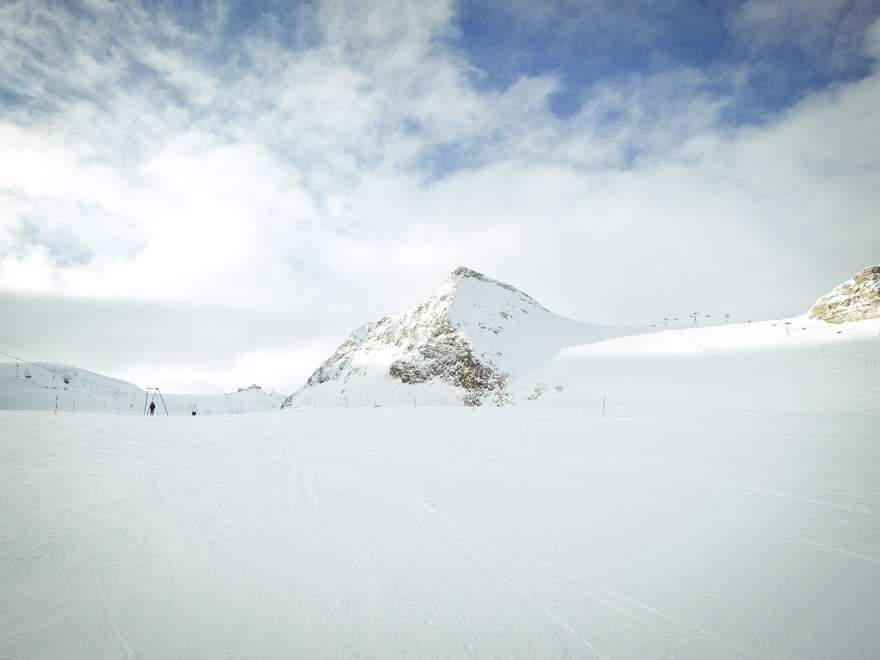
<box><xmin>808</xmin><ymin>266</ymin><xmax>880</xmax><ymax>323</ymax></box>
<box><xmin>283</xmin><ymin>267</ymin><xmax>628</xmax><ymax>407</ymax></box>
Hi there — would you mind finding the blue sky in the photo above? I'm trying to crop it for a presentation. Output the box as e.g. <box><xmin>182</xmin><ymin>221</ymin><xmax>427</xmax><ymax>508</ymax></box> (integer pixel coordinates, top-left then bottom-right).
<box><xmin>1</xmin><ymin>0</ymin><xmax>879</xmax><ymax>392</ymax></box>
<box><xmin>461</xmin><ymin>1</ymin><xmax>879</xmax><ymax>119</ymax></box>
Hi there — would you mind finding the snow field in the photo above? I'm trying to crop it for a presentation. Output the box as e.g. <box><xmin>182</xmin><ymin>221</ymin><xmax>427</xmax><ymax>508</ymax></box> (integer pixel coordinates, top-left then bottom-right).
<box><xmin>1</xmin><ymin>407</ymin><xmax>879</xmax><ymax>659</ymax></box>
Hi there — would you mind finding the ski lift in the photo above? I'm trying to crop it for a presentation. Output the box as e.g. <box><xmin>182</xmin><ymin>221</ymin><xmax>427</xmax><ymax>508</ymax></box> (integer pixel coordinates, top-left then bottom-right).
<box><xmin>144</xmin><ymin>388</ymin><xmax>169</xmax><ymax>415</ymax></box>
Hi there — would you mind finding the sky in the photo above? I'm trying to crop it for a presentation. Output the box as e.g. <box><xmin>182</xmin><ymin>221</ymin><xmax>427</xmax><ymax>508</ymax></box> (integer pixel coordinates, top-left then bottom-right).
<box><xmin>1</xmin><ymin>0</ymin><xmax>879</xmax><ymax>394</ymax></box>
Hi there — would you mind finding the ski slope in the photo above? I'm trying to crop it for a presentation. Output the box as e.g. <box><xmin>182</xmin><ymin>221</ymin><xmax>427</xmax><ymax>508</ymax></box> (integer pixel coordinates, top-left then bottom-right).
<box><xmin>1</xmin><ymin>407</ymin><xmax>878</xmax><ymax>659</ymax></box>
<box><xmin>0</xmin><ymin>363</ymin><xmax>286</xmax><ymax>415</ymax></box>
<box><xmin>516</xmin><ymin>316</ymin><xmax>880</xmax><ymax>415</ymax></box>
<box><xmin>0</xmin><ymin>362</ymin><xmax>143</xmax><ymax>414</ymax></box>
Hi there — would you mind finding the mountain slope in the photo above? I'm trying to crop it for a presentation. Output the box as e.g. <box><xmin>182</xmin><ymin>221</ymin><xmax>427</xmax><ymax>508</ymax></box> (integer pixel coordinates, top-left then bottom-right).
<box><xmin>0</xmin><ymin>362</ymin><xmax>143</xmax><ymax>413</ymax></box>
<box><xmin>504</xmin><ymin>265</ymin><xmax>880</xmax><ymax>414</ymax></box>
<box><xmin>0</xmin><ymin>362</ymin><xmax>286</xmax><ymax>415</ymax></box>
<box><xmin>283</xmin><ymin>267</ymin><xmax>640</xmax><ymax>407</ymax></box>
<box><xmin>523</xmin><ymin>314</ymin><xmax>880</xmax><ymax>414</ymax></box>
<box><xmin>285</xmin><ymin>264</ymin><xmax>880</xmax><ymax>411</ymax></box>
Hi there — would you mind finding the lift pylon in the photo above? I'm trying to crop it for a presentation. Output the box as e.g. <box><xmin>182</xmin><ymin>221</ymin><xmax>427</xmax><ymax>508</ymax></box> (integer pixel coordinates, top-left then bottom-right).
<box><xmin>143</xmin><ymin>387</ymin><xmax>169</xmax><ymax>415</ymax></box>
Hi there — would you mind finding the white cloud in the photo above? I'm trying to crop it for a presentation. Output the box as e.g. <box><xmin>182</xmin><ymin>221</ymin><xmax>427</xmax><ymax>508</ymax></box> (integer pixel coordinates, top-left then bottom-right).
<box><xmin>729</xmin><ymin>0</ymin><xmax>880</xmax><ymax>71</ymax></box>
<box><xmin>866</xmin><ymin>16</ymin><xmax>880</xmax><ymax>59</ymax></box>
<box><xmin>0</xmin><ymin>0</ymin><xmax>878</xmax><ymax>392</ymax></box>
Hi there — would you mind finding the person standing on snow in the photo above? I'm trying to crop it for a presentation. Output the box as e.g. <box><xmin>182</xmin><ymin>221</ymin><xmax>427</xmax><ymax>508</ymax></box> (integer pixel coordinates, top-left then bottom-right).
<box><xmin>149</xmin><ymin>401</ymin><xmax>156</xmax><ymax>416</ymax></box>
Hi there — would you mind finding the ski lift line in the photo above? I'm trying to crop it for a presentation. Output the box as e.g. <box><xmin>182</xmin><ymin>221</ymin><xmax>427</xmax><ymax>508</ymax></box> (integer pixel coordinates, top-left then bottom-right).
<box><xmin>0</xmin><ymin>348</ymin><xmax>136</xmax><ymax>409</ymax></box>
<box><xmin>0</xmin><ymin>335</ymin><xmax>141</xmax><ymax>401</ymax></box>
<box><xmin>0</xmin><ymin>344</ymin><xmax>117</xmax><ymax>395</ymax></box>
<box><xmin>0</xmin><ymin>349</ymin><xmax>72</xmax><ymax>376</ymax></box>
<box><xmin>144</xmin><ymin>388</ymin><xmax>169</xmax><ymax>416</ymax></box>
<box><xmin>0</xmin><ymin>333</ymin><xmax>66</xmax><ymax>366</ymax></box>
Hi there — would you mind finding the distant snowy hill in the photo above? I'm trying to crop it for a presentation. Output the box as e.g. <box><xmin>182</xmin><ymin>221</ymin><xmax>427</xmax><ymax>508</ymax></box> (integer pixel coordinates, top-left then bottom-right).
<box><xmin>0</xmin><ymin>362</ymin><xmax>285</xmax><ymax>415</ymax></box>
<box><xmin>285</xmin><ymin>265</ymin><xmax>880</xmax><ymax>412</ymax></box>
<box><xmin>283</xmin><ymin>266</ymin><xmax>644</xmax><ymax>408</ymax></box>
<box><xmin>162</xmin><ymin>385</ymin><xmax>287</xmax><ymax>416</ymax></box>
<box><xmin>525</xmin><ymin>315</ymin><xmax>880</xmax><ymax>415</ymax></box>
<box><xmin>0</xmin><ymin>362</ymin><xmax>143</xmax><ymax>414</ymax></box>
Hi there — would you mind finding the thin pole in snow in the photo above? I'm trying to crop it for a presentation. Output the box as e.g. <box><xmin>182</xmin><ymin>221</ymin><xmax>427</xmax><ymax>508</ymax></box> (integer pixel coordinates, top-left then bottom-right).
<box><xmin>73</xmin><ymin>400</ymin><xmax>77</xmax><ymax>416</ymax></box>
<box><xmin>54</xmin><ymin>395</ymin><xmax>58</xmax><ymax>416</ymax></box>
<box><xmin>602</xmin><ymin>393</ymin><xmax>606</xmax><ymax>419</ymax></box>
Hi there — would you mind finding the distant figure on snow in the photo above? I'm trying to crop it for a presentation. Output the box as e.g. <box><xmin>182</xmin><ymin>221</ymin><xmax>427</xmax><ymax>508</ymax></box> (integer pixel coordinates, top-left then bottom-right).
<box><xmin>149</xmin><ymin>401</ymin><xmax>156</xmax><ymax>416</ymax></box>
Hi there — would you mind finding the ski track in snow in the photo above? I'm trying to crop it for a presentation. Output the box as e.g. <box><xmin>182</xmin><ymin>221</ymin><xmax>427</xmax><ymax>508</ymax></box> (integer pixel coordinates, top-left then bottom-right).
<box><xmin>1</xmin><ymin>409</ymin><xmax>879</xmax><ymax>659</ymax></box>
<box><xmin>406</xmin><ymin>497</ymin><xmax>791</xmax><ymax>660</ymax></box>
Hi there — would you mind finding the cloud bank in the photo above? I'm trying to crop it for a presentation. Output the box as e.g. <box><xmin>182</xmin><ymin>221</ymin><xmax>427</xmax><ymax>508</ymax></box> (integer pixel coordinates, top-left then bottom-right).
<box><xmin>1</xmin><ymin>0</ymin><xmax>878</xmax><ymax>392</ymax></box>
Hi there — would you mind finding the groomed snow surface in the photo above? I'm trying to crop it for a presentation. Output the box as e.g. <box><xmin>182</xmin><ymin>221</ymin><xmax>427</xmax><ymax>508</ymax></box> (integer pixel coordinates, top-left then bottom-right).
<box><xmin>2</xmin><ymin>405</ymin><xmax>879</xmax><ymax>659</ymax></box>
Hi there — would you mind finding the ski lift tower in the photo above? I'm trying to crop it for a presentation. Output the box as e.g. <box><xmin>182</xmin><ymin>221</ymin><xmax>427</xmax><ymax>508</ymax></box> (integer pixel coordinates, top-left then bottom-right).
<box><xmin>143</xmin><ymin>387</ymin><xmax>169</xmax><ymax>415</ymax></box>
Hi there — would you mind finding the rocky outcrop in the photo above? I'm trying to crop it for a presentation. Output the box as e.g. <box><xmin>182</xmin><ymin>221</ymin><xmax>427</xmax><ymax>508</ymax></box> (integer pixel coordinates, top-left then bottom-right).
<box><xmin>282</xmin><ymin>266</ymin><xmax>630</xmax><ymax>408</ymax></box>
<box><xmin>808</xmin><ymin>266</ymin><xmax>880</xmax><ymax>323</ymax></box>
<box><xmin>284</xmin><ymin>267</ymin><xmax>517</xmax><ymax>407</ymax></box>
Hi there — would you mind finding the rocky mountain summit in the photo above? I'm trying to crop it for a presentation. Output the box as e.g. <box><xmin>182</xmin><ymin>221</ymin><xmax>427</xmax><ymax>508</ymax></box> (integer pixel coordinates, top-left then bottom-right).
<box><xmin>283</xmin><ymin>267</ymin><xmax>629</xmax><ymax>407</ymax></box>
<box><xmin>808</xmin><ymin>266</ymin><xmax>880</xmax><ymax>323</ymax></box>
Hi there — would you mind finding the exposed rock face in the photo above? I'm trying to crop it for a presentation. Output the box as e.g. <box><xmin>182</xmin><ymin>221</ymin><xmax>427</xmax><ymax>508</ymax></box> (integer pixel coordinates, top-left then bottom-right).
<box><xmin>808</xmin><ymin>266</ymin><xmax>880</xmax><ymax>323</ymax></box>
<box><xmin>289</xmin><ymin>267</ymin><xmax>520</xmax><ymax>406</ymax></box>
<box><xmin>283</xmin><ymin>266</ymin><xmax>631</xmax><ymax>408</ymax></box>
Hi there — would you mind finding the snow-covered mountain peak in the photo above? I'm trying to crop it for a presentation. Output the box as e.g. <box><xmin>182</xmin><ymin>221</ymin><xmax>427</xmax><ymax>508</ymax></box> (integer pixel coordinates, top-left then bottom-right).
<box><xmin>284</xmin><ymin>267</ymin><xmax>630</xmax><ymax>407</ymax></box>
<box><xmin>809</xmin><ymin>265</ymin><xmax>880</xmax><ymax>323</ymax></box>
<box><xmin>437</xmin><ymin>266</ymin><xmax>548</xmax><ymax>313</ymax></box>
